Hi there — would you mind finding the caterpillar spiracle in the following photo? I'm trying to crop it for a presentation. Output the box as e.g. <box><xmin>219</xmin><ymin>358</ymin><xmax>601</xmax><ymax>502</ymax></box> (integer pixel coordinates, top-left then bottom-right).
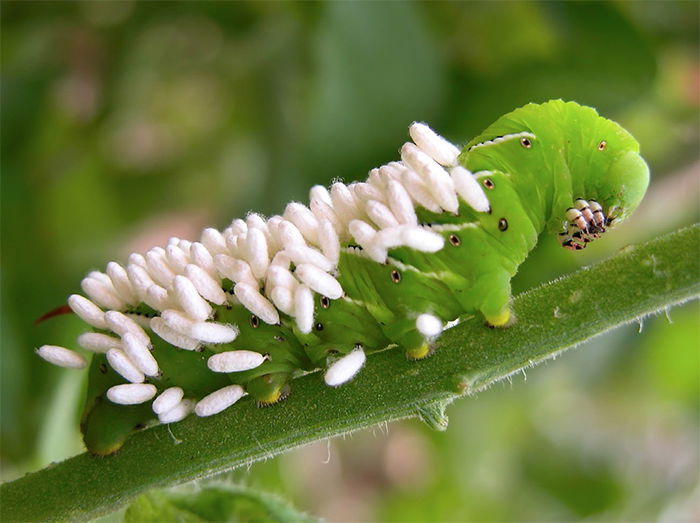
<box><xmin>36</xmin><ymin>100</ymin><xmax>650</xmax><ymax>455</ymax></box>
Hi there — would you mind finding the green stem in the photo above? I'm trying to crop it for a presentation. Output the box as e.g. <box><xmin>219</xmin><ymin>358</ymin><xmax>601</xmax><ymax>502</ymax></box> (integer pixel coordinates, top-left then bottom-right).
<box><xmin>3</xmin><ymin>225</ymin><xmax>699</xmax><ymax>522</ymax></box>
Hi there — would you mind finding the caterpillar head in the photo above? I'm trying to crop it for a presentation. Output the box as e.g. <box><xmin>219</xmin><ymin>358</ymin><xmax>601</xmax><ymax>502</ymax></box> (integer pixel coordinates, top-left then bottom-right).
<box><xmin>559</xmin><ymin>106</ymin><xmax>650</xmax><ymax>250</ymax></box>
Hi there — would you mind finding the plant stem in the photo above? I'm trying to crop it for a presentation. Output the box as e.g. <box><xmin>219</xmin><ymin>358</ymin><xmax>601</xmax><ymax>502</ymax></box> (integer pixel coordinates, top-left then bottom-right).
<box><xmin>2</xmin><ymin>224</ymin><xmax>699</xmax><ymax>522</ymax></box>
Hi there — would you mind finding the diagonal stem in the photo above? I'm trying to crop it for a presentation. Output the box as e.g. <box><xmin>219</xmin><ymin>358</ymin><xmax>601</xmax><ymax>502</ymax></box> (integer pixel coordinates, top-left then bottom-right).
<box><xmin>2</xmin><ymin>224</ymin><xmax>698</xmax><ymax>523</ymax></box>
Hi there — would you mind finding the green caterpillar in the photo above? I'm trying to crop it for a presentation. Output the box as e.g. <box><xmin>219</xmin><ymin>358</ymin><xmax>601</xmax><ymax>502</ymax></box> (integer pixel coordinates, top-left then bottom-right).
<box><xmin>36</xmin><ymin>100</ymin><xmax>650</xmax><ymax>455</ymax></box>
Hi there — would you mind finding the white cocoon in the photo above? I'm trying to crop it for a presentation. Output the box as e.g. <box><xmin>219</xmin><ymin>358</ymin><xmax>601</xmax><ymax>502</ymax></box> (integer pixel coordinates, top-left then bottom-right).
<box><xmin>208</xmin><ymin>350</ymin><xmax>266</xmax><ymax>373</ymax></box>
<box><xmin>195</xmin><ymin>385</ymin><xmax>246</xmax><ymax>417</ymax></box>
<box><xmin>324</xmin><ymin>347</ymin><xmax>366</xmax><ymax>387</ymax></box>
<box><xmin>107</xmin><ymin>383</ymin><xmax>157</xmax><ymax>405</ymax></box>
<box><xmin>36</xmin><ymin>345</ymin><xmax>87</xmax><ymax>369</ymax></box>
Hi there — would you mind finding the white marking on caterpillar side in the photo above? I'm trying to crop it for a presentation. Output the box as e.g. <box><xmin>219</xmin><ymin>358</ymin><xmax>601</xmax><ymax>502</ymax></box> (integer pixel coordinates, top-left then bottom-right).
<box><xmin>191</xmin><ymin>242</ymin><xmax>217</xmax><ymax>277</ymax></box>
<box><xmin>324</xmin><ymin>347</ymin><xmax>366</xmax><ymax>387</ymax></box>
<box><xmin>195</xmin><ymin>385</ymin><xmax>246</xmax><ymax>417</ymax></box>
<box><xmin>409</xmin><ymin>122</ymin><xmax>461</xmax><ymax>167</ymax></box>
<box><xmin>107</xmin><ymin>383</ymin><xmax>157</xmax><ymax>405</ymax></box>
<box><xmin>145</xmin><ymin>248</ymin><xmax>176</xmax><ymax>287</ymax></box>
<box><xmin>105</xmin><ymin>311</ymin><xmax>151</xmax><ymax>347</ymax></box>
<box><xmin>122</xmin><ymin>332</ymin><xmax>159</xmax><ymax>377</ymax></box>
<box><xmin>152</xmin><ymin>387</ymin><xmax>184</xmax><ymax>415</ymax></box>
<box><xmin>158</xmin><ymin>398</ymin><xmax>195</xmax><ymax>423</ymax></box>
<box><xmin>150</xmin><ymin>316</ymin><xmax>201</xmax><ymax>351</ymax></box>
<box><xmin>36</xmin><ymin>345</ymin><xmax>87</xmax><ymax>369</ymax></box>
<box><xmin>67</xmin><ymin>294</ymin><xmax>107</xmax><ymax>330</ymax></box>
<box><xmin>294</xmin><ymin>284</ymin><xmax>314</xmax><ymax>334</ymax></box>
<box><xmin>81</xmin><ymin>274</ymin><xmax>125</xmax><ymax>311</ymax></box>
<box><xmin>189</xmin><ymin>321</ymin><xmax>238</xmax><ymax>344</ymax></box>
<box><xmin>208</xmin><ymin>350</ymin><xmax>266</xmax><ymax>373</ymax></box>
<box><xmin>184</xmin><ymin>264</ymin><xmax>226</xmax><ymax>305</ymax></box>
<box><xmin>295</xmin><ymin>264</ymin><xmax>343</xmax><ymax>300</ymax></box>
<box><xmin>174</xmin><ymin>275</ymin><xmax>213</xmax><ymax>321</ymax></box>
<box><xmin>200</xmin><ymin>227</ymin><xmax>228</xmax><ymax>255</ymax></box>
<box><xmin>450</xmin><ymin>166</ymin><xmax>490</xmax><ymax>212</ymax></box>
<box><xmin>384</xmin><ymin>257</ymin><xmax>453</xmax><ymax>282</ymax></box>
<box><xmin>234</xmin><ymin>283</ymin><xmax>279</xmax><ymax>325</ymax></box>
<box><xmin>77</xmin><ymin>332</ymin><xmax>122</xmax><ymax>353</ymax></box>
<box><xmin>416</xmin><ymin>313</ymin><xmax>443</xmax><ymax>338</ymax></box>
<box><xmin>106</xmin><ymin>348</ymin><xmax>145</xmax><ymax>383</ymax></box>
<box><xmin>400</xmin><ymin>143</ymin><xmax>458</xmax><ymax>213</ymax></box>
<box><xmin>106</xmin><ymin>262</ymin><xmax>138</xmax><ymax>305</ymax></box>
<box><xmin>468</xmin><ymin>131</ymin><xmax>536</xmax><ymax>151</ymax></box>
<box><xmin>426</xmin><ymin>222</ymin><xmax>479</xmax><ymax>233</ymax></box>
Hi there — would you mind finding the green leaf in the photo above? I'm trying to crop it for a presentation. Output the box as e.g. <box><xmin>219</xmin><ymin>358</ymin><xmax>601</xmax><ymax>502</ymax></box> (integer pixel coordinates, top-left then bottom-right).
<box><xmin>2</xmin><ymin>225</ymin><xmax>698</xmax><ymax>522</ymax></box>
<box><xmin>124</xmin><ymin>484</ymin><xmax>318</xmax><ymax>523</ymax></box>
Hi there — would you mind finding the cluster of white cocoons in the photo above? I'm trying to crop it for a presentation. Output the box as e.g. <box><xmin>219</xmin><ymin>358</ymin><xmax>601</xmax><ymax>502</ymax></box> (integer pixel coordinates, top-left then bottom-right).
<box><xmin>36</xmin><ymin>123</ymin><xmax>490</xmax><ymax>422</ymax></box>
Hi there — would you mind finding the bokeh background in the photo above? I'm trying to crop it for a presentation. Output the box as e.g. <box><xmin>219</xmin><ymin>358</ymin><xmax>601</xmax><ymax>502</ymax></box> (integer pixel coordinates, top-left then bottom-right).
<box><xmin>2</xmin><ymin>2</ymin><xmax>698</xmax><ymax>521</ymax></box>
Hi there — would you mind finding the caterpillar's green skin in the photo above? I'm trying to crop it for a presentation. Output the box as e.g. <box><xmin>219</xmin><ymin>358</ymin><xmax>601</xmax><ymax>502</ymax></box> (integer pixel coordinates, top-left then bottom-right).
<box><xmin>81</xmin><ymin>100</ymin><xmax>649</xmax><ymax>454</ymax></box>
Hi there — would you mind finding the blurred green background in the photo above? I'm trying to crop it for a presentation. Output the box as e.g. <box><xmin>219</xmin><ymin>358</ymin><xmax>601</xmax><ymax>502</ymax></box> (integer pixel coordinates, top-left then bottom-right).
<box><xmin>2</xmin><ymin>1</ymin><xmax>698</xmax><ymax>521</ymax></box>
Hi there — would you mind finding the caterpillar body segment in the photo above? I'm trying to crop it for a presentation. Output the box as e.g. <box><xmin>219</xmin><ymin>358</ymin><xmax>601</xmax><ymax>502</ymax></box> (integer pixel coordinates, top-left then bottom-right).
<box><xmin>35</xmin><ymin>100</ymin><xmax>650</xmax><ymax>454</ymax></box>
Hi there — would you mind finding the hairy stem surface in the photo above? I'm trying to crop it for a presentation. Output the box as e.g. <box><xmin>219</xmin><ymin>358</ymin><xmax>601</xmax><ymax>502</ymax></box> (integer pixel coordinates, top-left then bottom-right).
<box><xmin>3</xmin><ymin>225</ymin><xmax>698</xmax><ymax>522</ymax></box>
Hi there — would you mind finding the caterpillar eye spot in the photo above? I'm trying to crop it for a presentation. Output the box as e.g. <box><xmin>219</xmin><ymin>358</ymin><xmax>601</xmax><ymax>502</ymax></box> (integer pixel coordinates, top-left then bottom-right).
<box><xmin>449</xmin><ymin>234</ymin><xmax>461</xmax><ymax>246</ymax></box>
<box><xmin>320</xmin><ymin>296</ymin><xmax>331</xmax><ymax>309</ymax></box>
<box><xmin>314</xmin><ymin>322</ymin><xmax>324</xmax><ymax>331</ymax></box>
<box><xmin>274</xmin><ymin>335</ymin><xmax>285</xmax><ymax>343</ymax></box>
<box><xmin>390</xmin><ymin>270</ymin><xmax>401</xmax><ymax>283</ymax></box>
<box><xmin>249</xmin><ymin>315</ymin><xmax>260</xmax><ymax>328</ymax></box>
<box><xmin>520</xmin><ymin>137</ymin><xmax>532</xmax><ymax>148</ymax></box>
<box><xmin>483</xmin><ymin>178</ymin><xmax>495</xmax><ymax>190</ymax></box>
<box><xmin>498</xmin><ymin>218</ymin><xmax>509</xmax><ymax>231</ymax></box>
<box><xmin>598</xmin><ymin>140</ymin><xmax>607</xmax><ymax>151</ymax></box>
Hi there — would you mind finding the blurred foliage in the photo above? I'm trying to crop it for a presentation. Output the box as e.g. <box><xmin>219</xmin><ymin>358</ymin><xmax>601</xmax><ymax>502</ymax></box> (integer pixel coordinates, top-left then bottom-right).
<box><xmin>1</xmin><ymin>1</ymin><xmax>698</xmax><ymax>521</ymax></box>
<box><xmin>123</xmin><ymin>484</ymin><xmax>318</xmax><ymax>523</ymax></box>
